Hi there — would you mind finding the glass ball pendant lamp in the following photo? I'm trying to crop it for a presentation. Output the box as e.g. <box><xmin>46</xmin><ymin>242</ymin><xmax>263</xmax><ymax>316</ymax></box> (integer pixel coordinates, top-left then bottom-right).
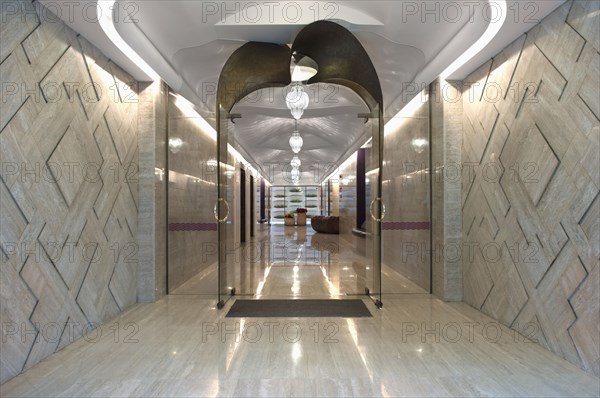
<box><xmin>289</xmin><ymin>120</ymin><xmax>303</xmax><ymax>153</ymax></box>
<box><xmin>285</xmin><ymin>84</ymin><xmax>309</xmax><ymax>120</ymax></box>
<box><xmin>290</xmin><ymin>167</ymin><xmax>301</xmax><ymax>181</ymax></box>
<box><xmin>290</xmin><ymin>156</ymin><xmax>301</xmax><ymax>169</ymax></box>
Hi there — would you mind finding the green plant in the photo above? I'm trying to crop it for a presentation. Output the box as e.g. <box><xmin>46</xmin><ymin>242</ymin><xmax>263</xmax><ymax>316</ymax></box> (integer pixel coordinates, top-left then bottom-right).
<box><xmin>284</xmin><ymin>212</ymin><xmax>295</xmax><ymax>218</ymax></box>
<box><xmin>289</xmin><ymin>188</ymin><xmax>302</xmax><ymax>192</ymax></box>
<box><xmin>306</xmin><ymin>194</ymin><xmax>317</xmax><ymax>197</ymax></box>
<box><xmin>274</xmin><ymin>215</ymin><xmax>285</xmax><ymax>219</ymax></box>
<box><xmin>305</xmin><ymin>205</ymin><xmax>317</xmax><ymax>208</ymax></box>
<box><xmin>274</xmin><ymin>204</ymin><xmax>286</xmax><ymax>208</ymax></box>
<box><xmin>289</xmin><ymin>199</ymin><xmax>302</xmax><ymax>203</ymax></box>
<box><xmin>274</xmin><ymin>194</ymin><xmax>285</xmax><ymax>198</ymax></box>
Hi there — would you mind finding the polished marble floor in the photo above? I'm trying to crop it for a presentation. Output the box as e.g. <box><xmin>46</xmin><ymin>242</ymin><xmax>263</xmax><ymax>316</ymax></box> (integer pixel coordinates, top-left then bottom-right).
<box><xmin>2</xmin><ymin>295</ymin><xmax>599</xmax><ymax>397</ymax></box>
<box><xmin>172</xmin><ymin>224</ymin><xmax>427</xmax><ymax>297</ymax></box>
<box><xmin>2</xmin><ymin>225</ymin><xmax>599</xmax><ymax>397</ymax></box>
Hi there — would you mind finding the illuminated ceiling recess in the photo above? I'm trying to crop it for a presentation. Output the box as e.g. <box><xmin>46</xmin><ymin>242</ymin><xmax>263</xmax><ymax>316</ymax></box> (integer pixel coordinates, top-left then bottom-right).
<box><xmin>438</xmin><ymin>0</ymin><xmax>507</xmax><ymax>80</ymax></box>
<box><xmin>96</xmin><ymin>0</ymin><xmax>159</xmax><ymax>81</ymax></box>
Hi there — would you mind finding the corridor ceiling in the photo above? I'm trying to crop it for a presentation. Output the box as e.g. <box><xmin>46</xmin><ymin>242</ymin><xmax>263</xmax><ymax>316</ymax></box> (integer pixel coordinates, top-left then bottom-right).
<box><xmin>43</xmin><ymin>0</ymin><xmax>565</xmax><ymax>184</ymax></box>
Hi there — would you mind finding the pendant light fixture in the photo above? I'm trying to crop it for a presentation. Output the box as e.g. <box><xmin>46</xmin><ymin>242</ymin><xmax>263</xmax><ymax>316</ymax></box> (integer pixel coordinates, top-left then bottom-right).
<box><xmin>290</xmin><ymin>167</ymin><xmax>301</xmax><ymax>182</ymax></box>
<box><xmin>289</xmin><ymin>119</ymin><xmax>303</xmax><ymax>153</ymax></box>
<box><xmin>290</xmin><ymin>156</ymin><xmax>301</xmax><ymax>169</ymax></box>
<box><xmin>285</xmin><ymin>84</ymin><xmax>309</xmax><ymax>120</ymax></box>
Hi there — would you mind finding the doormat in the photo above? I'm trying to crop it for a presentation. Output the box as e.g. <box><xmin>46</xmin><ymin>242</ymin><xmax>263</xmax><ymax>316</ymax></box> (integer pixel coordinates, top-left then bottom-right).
<box><xmin>226</xmin><ymin>299</ymin><xmax>372</xmax><ymax>318</ymax></box>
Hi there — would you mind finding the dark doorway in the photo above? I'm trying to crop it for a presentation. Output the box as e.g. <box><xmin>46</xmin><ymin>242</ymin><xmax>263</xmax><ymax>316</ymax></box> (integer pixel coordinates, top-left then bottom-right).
<box><xmin>250</xmin><ymin>176</ymin><xmax>254</xmax><ymax>237</ymax></box>
<box><xmin>240</xmin><ymin>167</ymin><xmax>246</xmax><ymax>243</ymax></box>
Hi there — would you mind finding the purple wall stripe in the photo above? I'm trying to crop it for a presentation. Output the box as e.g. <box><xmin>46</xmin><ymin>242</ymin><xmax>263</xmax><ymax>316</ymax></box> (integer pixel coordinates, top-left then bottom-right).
<box><xmin>382</xmin><ymin>221</ymin><xmax>430</xmax><ymax>230</ymax></box>
<box><xmin>168</xmin><ymin>223</ymin><xmax>217</xmax><ymax>231</ymax></box>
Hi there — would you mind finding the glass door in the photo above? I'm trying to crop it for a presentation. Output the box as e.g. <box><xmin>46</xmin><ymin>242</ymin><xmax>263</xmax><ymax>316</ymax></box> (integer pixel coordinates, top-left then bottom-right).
<box><xmin>365</xmin><ymin>105</ymin><xmax>383</xmax><ymax>308</ymax></box>
<box><xmin>216</xmin><ymin>106</ymin><xmax>235</xmax><ymax>309</ymax></box>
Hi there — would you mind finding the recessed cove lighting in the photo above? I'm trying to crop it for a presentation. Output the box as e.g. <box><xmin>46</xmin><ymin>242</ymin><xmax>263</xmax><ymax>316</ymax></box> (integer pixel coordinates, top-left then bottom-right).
<box><xmin>97</xmin><ymin>0</ymin><xmax>159</xmax><ymax>81</ymax></box>
<box><xmin>439</xmin><ymin>0</ymin><xmax>507</xmax><ymax>79</ymax></box>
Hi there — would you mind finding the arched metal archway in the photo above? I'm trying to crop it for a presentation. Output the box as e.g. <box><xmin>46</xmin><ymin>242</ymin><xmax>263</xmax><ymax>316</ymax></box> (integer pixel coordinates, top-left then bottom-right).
<box><xmin>215</xmin><ymin>21</ymin><xmax>385</xmax><ymax>309</ymax></box>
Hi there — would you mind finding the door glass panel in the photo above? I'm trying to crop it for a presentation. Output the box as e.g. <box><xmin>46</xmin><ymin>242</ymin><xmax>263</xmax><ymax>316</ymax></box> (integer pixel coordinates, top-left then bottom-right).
<box><xmin>167</xmin><ymin>94</ymin><xmax>218</xmax><ymax>295</ymax></box>
<box><xmin>217</xmin><ymin>106</ymin><xmax>235</xmax><ymax>307</ymax></box>
<box><xmin>365</xmin><ymin>105</ymin><xmax>382</xmax><ymax>304</ymax></box>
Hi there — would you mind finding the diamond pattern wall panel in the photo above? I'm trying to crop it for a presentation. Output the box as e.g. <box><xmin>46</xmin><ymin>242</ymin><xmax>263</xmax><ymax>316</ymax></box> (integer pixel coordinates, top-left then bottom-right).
<box><xmin>0</xmin><ymin>2</ymin><xmax>139</xmax><ymax>383</ymax></box>
<box><xmin>462</xmin><ymin>0</ymin><xmax>599</xmax><ymax>376</ymax></box>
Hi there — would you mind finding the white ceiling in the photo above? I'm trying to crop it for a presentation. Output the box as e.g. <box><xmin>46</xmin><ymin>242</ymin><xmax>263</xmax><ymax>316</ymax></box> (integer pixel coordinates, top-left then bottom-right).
<box><xmin>230</xmin><ymin>84</ymin><xmax>371</xmax><ymax>185</ymax></box>
<box><xmin>41</xmin><ymin>0</ymin><xmax>565</xmax><ymax>185</ymax></box>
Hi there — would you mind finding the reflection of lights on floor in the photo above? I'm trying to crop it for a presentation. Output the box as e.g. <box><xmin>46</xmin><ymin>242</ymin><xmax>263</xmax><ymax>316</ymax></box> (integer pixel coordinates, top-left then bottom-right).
<box><xmin>292</xmin><ymin>343</ymin><xmax>302</xmax><ymax>364</ymax></box>
<box><xmin>342</xmin><ymin>266</ymin><xmax>349</xmax><ymax>271</ymax></box>
<box><xmin>292</xmin><ymin>265</ymin><xmax>300</xmax><ymax>294</ymax></box>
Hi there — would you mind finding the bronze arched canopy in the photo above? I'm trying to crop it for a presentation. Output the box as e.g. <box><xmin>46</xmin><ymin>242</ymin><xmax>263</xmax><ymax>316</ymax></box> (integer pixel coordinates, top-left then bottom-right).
<box><xmin>216</xmin><ymin>20</ymin><xmax>383</xmax><ymax>114</ymax></box>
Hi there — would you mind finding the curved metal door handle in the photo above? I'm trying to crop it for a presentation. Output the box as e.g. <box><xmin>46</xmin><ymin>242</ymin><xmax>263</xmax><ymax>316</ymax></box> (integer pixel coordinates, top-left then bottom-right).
<box><xmin>369</xmin><ymin>198</ymin><xmax>386</xmax><ymax>222</ymax></box>
<box><xmin>214</xmin><ymin>198</ymin><xmax>230</xmax><ymax>222</ymax></box>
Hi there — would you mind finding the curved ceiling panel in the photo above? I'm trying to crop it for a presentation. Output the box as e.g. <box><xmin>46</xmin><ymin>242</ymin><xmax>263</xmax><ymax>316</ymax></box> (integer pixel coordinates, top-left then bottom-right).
<box><xmin>217</xmin><ymin>41</ymin><xmax>291</xmax><ymax>113</ymax></box>
<box><xmin>291</xmin><ymin>20</ymin><xmax>382</xmax><ymax>111</ymax></box>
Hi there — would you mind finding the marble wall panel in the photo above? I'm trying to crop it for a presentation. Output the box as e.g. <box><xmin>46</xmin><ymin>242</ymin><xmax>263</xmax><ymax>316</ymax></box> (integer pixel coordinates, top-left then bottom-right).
<box><xmin>382</xmin><ymin>94</ymin><xmax>431</xmax><ymax>292</ymax></box>
<box><xmin>0</xmin><ymin>2</ymin><xmax>139</xmax><ymax>383</ymax></box>
<box><xmin>461</xmin><ymin>0</ymin><xmax>599</xmax><ymax>376</ymax></box>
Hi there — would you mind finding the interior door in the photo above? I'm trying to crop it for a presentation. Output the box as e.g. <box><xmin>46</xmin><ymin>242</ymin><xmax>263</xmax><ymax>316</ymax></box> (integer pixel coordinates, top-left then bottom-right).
<box><xmin>365</xmin><ymin>105</ymin><xmax>383</xmax><ymax>308</ymax></box>
<box><xmin>216</xmin><ymin>106</ymin><xmax>235</xmax><ymax>309</ymax></box>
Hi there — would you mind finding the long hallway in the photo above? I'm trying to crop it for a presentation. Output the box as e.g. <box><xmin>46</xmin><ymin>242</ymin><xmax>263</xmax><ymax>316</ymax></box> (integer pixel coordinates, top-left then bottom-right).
<box><xmin>1</xmin><ymin>1</ymin><xmax>599</xmax><ymax>396</ymax></box>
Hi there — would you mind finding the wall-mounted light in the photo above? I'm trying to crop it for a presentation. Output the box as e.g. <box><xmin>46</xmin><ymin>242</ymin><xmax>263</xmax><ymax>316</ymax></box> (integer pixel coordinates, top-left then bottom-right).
<box><xmin>411</xmin><ymin>138</ymin><xmax>428</xmax><ymax>154</ymax></box>
<box><xmin>168</xmin><ymin>137</ymin><xmax>183</xmax><ymax>153</ymax></box>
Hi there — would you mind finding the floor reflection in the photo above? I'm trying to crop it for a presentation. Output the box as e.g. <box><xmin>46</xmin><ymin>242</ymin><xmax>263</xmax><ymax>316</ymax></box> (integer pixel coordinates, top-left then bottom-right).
<box><xmin>171</xmin><ymin>224</ymin><xmax>427</xmax><ymax>296</ymax></box>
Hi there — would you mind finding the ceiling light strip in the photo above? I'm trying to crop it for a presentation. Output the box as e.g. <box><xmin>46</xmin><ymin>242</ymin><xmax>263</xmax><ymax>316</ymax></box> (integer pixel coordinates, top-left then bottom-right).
<box><xmin>97</xmin><ymin>0</ymin><xmax>159</xmax><ymax>81</ymax></box>
<box><xmin>439</xmin><ymin>0</ymin><xmax>507</xmax><ymax>80</ymax></box>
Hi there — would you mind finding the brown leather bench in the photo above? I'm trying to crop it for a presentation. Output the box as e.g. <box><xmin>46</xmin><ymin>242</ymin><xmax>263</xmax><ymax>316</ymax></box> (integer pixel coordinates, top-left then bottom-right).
<box><xmin>310</xmin><ymin>216</ymin><xmax>340</xmax><ymax>234</ymax></box>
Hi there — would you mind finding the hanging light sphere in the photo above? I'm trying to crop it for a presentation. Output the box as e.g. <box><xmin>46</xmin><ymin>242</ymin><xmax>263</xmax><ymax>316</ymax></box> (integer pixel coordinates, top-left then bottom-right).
<box><xmin>290</xmin><ymin>167</ymin><xmax>301</xmax><ymax>180</ymax></box>
<box><xmin>289</xmin><ymin>130</ymin><xmax>303</xmax><ymax>153</ymax></box>
<box><xmin>290</xmin><ymin>156</ymin><xmax>301</xmax><ymax>169</ymax></box>
<box><xmin>285</xmin><ymin>85</ymin><xmax>309</xmax><ymax>120</ymax></box>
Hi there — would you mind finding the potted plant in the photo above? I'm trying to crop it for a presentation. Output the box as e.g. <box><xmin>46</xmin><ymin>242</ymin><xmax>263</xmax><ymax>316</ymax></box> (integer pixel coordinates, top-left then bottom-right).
<box><xmin>296</xmin><ymin>208</ymin><xmax>307</xmax><ymax>226</ymax></box>
<box><xmin>284</xmin><ymin>212</ymin><xmax>295</xmax><ymax>226</ymax></box>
